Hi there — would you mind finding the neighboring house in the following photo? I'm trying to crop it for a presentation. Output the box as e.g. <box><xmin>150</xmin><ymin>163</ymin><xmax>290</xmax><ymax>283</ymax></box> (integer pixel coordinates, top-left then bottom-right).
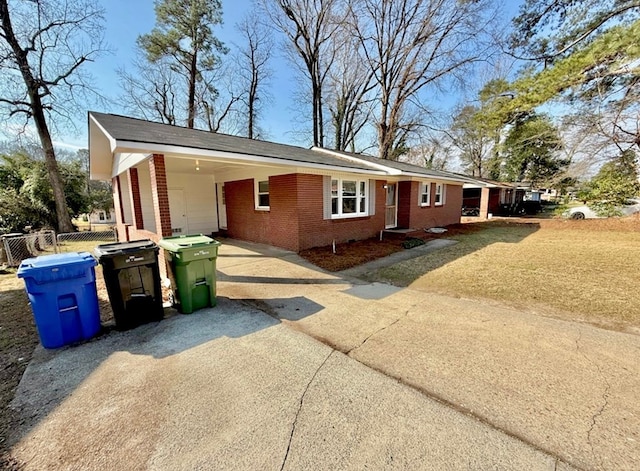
<box><xmin>86</xmin><ymin>209</ymin><xmax>116</xmax><ymax>225</ymax></box>
<box><xmin>89</xmin><ymin>112</ymin><xmax>468</xmax><ymax>255</ymax></box>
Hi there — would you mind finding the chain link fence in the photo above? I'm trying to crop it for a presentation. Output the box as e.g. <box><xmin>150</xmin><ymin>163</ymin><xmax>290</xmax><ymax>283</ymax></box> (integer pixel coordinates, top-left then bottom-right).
<box><xmin>0</xmin><ymin>228</ymin><xmax>118</xmax><ymax>267</ymax></box>
<box><xmin>1</xmin><ymin>230</ymin><xmax>58</xmax><ymax>267</ymax></box>
<box><xmin>56</xmin><ymin>228</ymin><xmax>117</xmax><ymax>253</ymax></box>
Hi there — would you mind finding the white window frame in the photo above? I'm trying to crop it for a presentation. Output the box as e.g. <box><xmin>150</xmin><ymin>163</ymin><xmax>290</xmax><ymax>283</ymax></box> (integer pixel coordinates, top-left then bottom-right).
<box><xmin>330</xmin><ymin>178</ymin><xmax>369</xmax><ymax>219</ymax></box>
<box><xmin>255</xmin><ymin>179</ymin><xmax>270</xmax><ymax>210</ymax></box>
<box><xmin>420</xmin><ymin>182</ymin><xmax>431</xmax><ymax>206</ymax></box>
<box><xmin>435</xmin><ymin>183</ymin><xmax>445</xmax><ymax>206</ymax></box>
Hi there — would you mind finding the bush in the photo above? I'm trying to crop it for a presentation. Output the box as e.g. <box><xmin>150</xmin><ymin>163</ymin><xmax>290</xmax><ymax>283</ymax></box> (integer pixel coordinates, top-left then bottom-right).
<box><xmin>402</xmin><ymin>238</ymin><xmax>426</xmax><ymax>249</ymax></box>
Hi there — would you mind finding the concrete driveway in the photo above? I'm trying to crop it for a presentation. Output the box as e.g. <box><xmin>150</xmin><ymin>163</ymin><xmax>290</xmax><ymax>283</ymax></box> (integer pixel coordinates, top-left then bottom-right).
<box><xmin>7</xmin><ymin>239</ymin><xmax>639</xmax><ymax>470</ymax></box>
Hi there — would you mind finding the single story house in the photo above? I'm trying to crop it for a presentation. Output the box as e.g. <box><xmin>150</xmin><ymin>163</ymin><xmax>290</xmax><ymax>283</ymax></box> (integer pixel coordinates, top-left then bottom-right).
<box><xmin>84</xmin><ymin>209</ymin><xmax>116</xmax><ymax>225</ymax></box>
<box><xmin>89</xmin><ymin>112</ymin><xmax>469</xmax><ymax>255</ymax></box>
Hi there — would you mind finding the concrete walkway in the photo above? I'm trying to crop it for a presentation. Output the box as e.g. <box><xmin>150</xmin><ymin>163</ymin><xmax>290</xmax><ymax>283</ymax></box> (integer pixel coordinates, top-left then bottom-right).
<box><xmin>7</xmin><ymin>239</ymin><xmax>639</xmax><ymax>470</ymax></box>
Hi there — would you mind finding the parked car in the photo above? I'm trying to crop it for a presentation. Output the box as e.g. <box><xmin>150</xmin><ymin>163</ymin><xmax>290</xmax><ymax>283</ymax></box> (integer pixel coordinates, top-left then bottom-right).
<box><xmin>563</xmin><ymin>199</ymin><xmax>640</xmax><ymax>219</ymax></box>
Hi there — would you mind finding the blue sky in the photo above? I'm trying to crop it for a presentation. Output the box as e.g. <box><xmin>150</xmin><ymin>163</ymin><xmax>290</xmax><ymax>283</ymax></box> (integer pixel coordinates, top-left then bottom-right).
<box><xmin>39</xmin><ymin>0</ymin><xmax>522</xmax><ymax>152</ymax></box>
<box><xmin>73</xmin><ymin>0</ymin><xmax>296</xmax><ymax>149</ymax></box>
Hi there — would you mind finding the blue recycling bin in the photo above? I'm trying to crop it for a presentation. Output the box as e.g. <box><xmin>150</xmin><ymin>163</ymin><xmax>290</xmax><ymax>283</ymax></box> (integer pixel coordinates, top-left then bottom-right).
<box><xmin>17</xmin><ymin>252</ymin><xmax>101</xmax><ymax>349</ymax></box>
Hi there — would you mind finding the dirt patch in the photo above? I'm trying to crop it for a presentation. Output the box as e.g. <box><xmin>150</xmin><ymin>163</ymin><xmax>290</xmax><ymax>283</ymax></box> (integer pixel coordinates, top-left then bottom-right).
<box><xmin>0</xmin><ymin>271</ymin><xmax>38</xmax><ymax>469</ymax></box>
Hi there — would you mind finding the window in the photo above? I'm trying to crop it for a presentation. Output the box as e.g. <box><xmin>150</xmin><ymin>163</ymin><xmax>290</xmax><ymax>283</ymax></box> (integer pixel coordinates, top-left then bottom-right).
<box><xmin>330</xmin><ymin>178</ymin><xmax>368</xmax><ymax>218</ymax></box>
<box><xmin>256</xmin><ymin>180</ymin><xmax>269</xmax><ymax>209</ymax></box>
<box><xmin>435</xmin><ymin>183</ymin><xmax>445</xmax><ymax>206</ymax></box>
<box><xmin>98</xmin><ymin>211</ymin><xmax>106</xmax><ymax>221</ymax></box>
<box><xmin>420</xmin><ymin>182</ymin><xmax>431</xmax><ymax>206</ymax></box>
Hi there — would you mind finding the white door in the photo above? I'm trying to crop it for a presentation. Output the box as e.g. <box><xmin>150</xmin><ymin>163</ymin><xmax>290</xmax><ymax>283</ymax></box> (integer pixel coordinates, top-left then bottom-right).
<box><xmin>385</xmin><ymin>183</ymin><xmax>398</xmax><ymax>229</ymax></box>
<box><xmin>168</xmin><ymin>188</ymin><xmax>188</xmax><ymax>235</ymax></box>
<box><xmin>216</xmin><ymin>183</ymin><xmax>227</xmax><ymax>230</ymax></box>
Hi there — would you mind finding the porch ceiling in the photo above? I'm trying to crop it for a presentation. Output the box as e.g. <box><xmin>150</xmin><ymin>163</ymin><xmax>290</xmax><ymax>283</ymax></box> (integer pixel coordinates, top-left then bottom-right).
<box><xmin>162</xmin><ymin>154</ymin><xmax>281</xmax><ymax>175</ymax></box>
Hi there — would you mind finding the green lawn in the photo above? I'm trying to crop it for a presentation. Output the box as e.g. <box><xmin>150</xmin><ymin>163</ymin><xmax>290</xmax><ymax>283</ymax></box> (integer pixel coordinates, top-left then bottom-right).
<box><xmin>364</xmin><ymin>218</ymin><xmax>640</xmax><ymax>333</ymax></box>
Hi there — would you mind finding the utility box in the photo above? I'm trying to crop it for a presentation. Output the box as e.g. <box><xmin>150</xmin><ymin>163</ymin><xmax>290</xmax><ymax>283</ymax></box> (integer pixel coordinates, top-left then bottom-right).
<box><xmin>17</xmin><ymin>252</ymin><xmax>101</xmax><ymax>348</ymax></box>
<box><xmin>158</xmin><ymin>235</ymin><xmax>221</xmax><ymax>314</ymax></box>
<box><xmin>94</xmin><ymin>240</ymin><xmax>164</xmax><ymax>330</ymax></box>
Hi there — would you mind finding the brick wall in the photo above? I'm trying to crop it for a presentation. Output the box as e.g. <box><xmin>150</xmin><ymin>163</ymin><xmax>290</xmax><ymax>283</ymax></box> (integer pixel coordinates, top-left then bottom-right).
<box><xmin>128</xmin><ymin>167</ymin><xmax>144</xmax><ymax>230</ymax></box>
<box><xmin>148</xmin><ymin>154</ymin><xmax>172</xmax><ymax>237</ymax></box>
<box><xmin>225</xmin><ymin>174</ymin><xmax>387</xmax><ymax>252</ymax></box>
<box><xmin>297</xmin><ymin>176</ymin><xmax>387</xmax><ymax>250</ymax></box>
<box><xmin>225</xmin><ymin>178</ymin><xmax>273</xmax><ymax>246</ymax></box>
<box><xmin>398</xmin><ymin>181</ymin><xmax>463</xmax><ymax>229</ymax></box>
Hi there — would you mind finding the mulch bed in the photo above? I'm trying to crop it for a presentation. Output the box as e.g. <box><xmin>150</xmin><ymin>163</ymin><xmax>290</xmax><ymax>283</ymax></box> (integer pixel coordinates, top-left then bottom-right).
<box><xmin>298</xmin><ymin>222</ymin><xmax>484</xmax><ymax>272</ymax></box>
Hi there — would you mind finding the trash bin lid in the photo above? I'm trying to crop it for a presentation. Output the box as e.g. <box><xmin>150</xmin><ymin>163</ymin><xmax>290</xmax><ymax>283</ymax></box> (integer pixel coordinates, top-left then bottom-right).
<box><xmin>158</xmin><ymin>234</ymin><xmax>215</xmax><ymax>252</ymax></box>
<box><xmin>94</xmin><ymin>239</ymin><xmax>157</xmax><ymax>258</ymax></box>
<box><xmin>17</xmin><ymin>252</ymin><xmax>96</xmax><ymax>282</ymax></box>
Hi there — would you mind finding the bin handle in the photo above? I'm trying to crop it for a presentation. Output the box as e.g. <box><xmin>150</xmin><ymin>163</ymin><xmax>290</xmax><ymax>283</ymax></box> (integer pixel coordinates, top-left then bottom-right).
<box><xmin>59</xmin><ymin>305</ymin><xmax>78</xmax><ymax>313</ymax></box>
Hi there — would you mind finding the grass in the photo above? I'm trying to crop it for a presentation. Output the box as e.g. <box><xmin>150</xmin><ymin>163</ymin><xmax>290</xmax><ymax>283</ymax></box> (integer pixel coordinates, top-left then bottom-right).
<box><xmin>363</xmin><ymin>217</ymin><xmax>640</xmax><ymax>333</ymax></box>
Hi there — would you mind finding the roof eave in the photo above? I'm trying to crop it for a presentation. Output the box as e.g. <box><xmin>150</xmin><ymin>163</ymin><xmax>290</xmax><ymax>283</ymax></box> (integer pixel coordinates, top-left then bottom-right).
<box><xmin>113</xmin><ymin>140</ymin><xmax>387</xmax><ymax>176</ymax></box>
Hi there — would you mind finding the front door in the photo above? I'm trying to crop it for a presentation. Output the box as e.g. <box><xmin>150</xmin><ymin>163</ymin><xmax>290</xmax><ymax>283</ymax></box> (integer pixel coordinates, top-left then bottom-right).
<box><xmin>216</xmin><ymin>183</ymin><xmax>227</xmax><ymax>230</ymax></box>
<box><xmin>385</xmin><ymin>183</ymin><xmax>397</xmax><ymax>229</ymax></box>
<box><xmin>168</xmin><ymin>188</ymin><xmax>187</xmax><ymax>235</ymax></box>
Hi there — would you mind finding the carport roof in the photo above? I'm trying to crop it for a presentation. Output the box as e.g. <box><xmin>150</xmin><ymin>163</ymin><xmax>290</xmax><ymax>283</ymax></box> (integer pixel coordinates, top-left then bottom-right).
<box><xmin>88</xmin><ymin>112</ymin><xmax>468</xmax><ymax>183</ymax></box>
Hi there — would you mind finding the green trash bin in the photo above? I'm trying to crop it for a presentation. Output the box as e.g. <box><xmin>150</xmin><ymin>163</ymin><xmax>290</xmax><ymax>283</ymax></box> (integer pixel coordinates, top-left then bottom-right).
<box><xmin>158</xmin><ymin>234</ymin><xmax>221</xmax><ymax>314</ymax></box>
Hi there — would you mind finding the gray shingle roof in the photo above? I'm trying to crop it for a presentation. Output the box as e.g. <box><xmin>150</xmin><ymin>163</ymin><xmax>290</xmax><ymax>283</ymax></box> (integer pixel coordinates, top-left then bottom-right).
<box><xmin>89</xmin><ymin>112</ymin><xmax>467</xmax><ymax>182</ymax></box>
<box><xmin>89</xmin><ymin>112</ymin><xmax>376</xmax><ymax>172</ymax></box>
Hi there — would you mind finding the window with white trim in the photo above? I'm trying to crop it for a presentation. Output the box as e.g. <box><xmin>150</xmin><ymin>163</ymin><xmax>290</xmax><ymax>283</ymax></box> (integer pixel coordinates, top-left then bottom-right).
<box><xmin>98</xmin><ymin>210</ymin><xmax>106</xmax><ymax>221</ymax></box>
<box><xmin>420</xmin><ymin>182</ymin><xmax>431</xmax><ymax>206</ymax></box>
<box><xmin>435</xmin><ymin>183</ymin><xmax>445</xmax><ymax>206</ymax></box>
<box><xmin>331</xmin><ymin>178</ymin><xmax>368</xmax><ymax>218</ymax></box>
<box><xmin>256</xmin><ymin>180</ymin><xmax>270</xmax><ymax>209</ymax></box>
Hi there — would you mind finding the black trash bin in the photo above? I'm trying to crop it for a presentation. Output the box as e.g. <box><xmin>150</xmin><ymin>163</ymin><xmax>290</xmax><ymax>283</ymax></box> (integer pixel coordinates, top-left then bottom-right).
<box><xmin>94</xmin><ymin>240</ymin><xmax>164</xmax><ymax>330</ymax></box>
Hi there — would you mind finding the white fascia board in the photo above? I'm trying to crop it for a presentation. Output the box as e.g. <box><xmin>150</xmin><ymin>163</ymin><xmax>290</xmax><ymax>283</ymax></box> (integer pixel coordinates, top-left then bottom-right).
<box><xmin>463</xmin><ymin>182</ymin><xmax>487</xmax><ymax>189</ymax></box>
<box><xmin>402</xmin><ymin>172</ymin><xmax>469</xmax><ymax>184</ymax></box>
<box><xmin>89</xmin><ymin>114</ymin><xmax>117</xmax><ymax>152</ymax></box>
<box><xmin>311</xmin><ymin>147</ymin><xmax>402</xmax><ymax>175</ymax></box>
<box><xmin>113</xmin><ymin>140</ymin><xmax>386</xmax><ymax>176</ymax></box>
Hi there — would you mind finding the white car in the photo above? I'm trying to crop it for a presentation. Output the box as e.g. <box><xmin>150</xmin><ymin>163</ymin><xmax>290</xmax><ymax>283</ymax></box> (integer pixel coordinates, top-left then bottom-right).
<box><xmin>563</xmin><ymin>199</ymin><xmax>640</xmax><ymax>219</ymax></box>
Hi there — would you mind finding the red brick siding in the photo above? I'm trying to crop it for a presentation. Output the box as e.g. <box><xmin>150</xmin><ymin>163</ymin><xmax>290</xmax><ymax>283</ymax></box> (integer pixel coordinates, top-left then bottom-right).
<box><xmin>269</xmin><ymin>174</ymin><xmax>301</xmax><ymax>250</ymax></box>
<box><xmin>225</xmin><ymin>178</ymin><xmax>273</xmax><ymax>246</ymax></box>
<box><xmin>148</xmin><ymin>154</ymin><xmax>172</xmax><ymax>237</ymax></box>
<box><xmin>297</xmin><ymin>176</ymin><xmax>386</xmax><ymax>250</ymax></box>
<box><xmin>128</xmin><ymin>167</ymin><xmax>144</xmax><ymax>230</ymax></box>
<box><xmin>225</xmin><ymin>174</ymin><xmax>388</xmax><ymax>251</ymax></box>
<box><xmin>397</xmin><ymin>181</ymin><xmax>463</xmax><ymax>229</ymax></box>
<box><xmin>397</xmin><ymin>181</ymin><xmax>413</xmax><ymax>228</ymax></box>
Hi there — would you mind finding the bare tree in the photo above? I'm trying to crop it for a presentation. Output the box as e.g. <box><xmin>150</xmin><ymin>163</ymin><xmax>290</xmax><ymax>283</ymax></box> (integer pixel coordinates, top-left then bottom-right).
<box><xmin>119</xmin><ymin>55</ymin><xmax>179</xmax><ymax>125</ymax></box>
<box><xmin>0</xmin><ymin>0</ymin><xmax>105</xmax><ymax>232</ymax></box>
<box><xmin>235</xmin><ymin>11</ymin><xmax>273</xmax><ymax>139</ymax></box>
<box><xmin>404</xmin><ymin>136</ymin><xmax>452</xmax><ymax>171</ymax></box>
<box><xmin>263</xmin><ymin>0</ymin><xmax>343</xmax><ymax>147</ymax></box>
<box><xmin>197</xmin><ymin>67</ymin><xmax>245</xmax><ymax>134</ymax></box>
<box><xmin>348</xmin><ymin>0</ymin><xmax>496</xmax><ymax>160</ymax></box>
<box><xmin>325</xmin><ymin>35</ymin><xmax>375</xmax><ymax>152</ymax></box>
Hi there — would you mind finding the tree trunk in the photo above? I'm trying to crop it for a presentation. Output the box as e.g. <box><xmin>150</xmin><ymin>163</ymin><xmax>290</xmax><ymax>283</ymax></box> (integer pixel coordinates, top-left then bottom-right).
<box><xmin>187</xmin><ymin>52</ymin><xmax>198</xmax><ymax>129</ymax></box>
<box><xmin>0</xmin><ymin>0</ymin><xmax>74</xmax><ymax>233</ymax></box>
<box><xmin>248</xmin><ymin>67</ymin><xmax>257</xmax><ymax>139</ymax></box>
